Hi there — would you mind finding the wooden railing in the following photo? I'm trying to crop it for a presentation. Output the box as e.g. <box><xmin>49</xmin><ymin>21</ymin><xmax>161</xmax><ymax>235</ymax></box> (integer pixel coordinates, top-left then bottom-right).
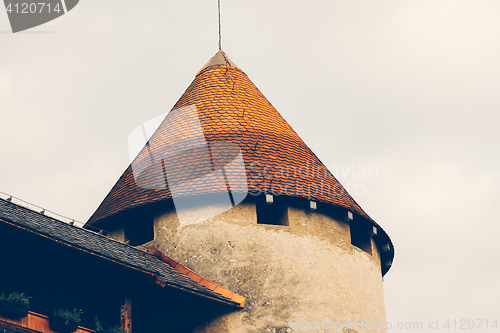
<box><xmin>0</xmin><ymin>311</ymin><xmax>95</xmax><ymax>333</ymax></box>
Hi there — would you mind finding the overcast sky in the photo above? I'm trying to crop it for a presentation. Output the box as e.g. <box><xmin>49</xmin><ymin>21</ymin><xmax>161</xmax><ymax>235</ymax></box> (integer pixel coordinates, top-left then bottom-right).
<box><xmin>1</xmin><ymin>1</ymin><xmax>500</xmax><ymax>331</ymax></box>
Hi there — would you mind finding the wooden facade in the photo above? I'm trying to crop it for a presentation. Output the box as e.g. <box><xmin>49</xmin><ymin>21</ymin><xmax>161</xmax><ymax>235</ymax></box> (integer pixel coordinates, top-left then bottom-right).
<box><xmin>0</xmin><ymin>311</ymin><xmax>95</xmax><ymax>333</ymax></box>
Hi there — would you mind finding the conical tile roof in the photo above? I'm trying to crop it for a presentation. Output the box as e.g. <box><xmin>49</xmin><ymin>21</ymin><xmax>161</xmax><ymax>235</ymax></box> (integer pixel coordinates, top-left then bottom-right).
<box><xmin>86</xmin><ymin>51</ymin><xmax>391</xmax><ymax>254</ymax></box>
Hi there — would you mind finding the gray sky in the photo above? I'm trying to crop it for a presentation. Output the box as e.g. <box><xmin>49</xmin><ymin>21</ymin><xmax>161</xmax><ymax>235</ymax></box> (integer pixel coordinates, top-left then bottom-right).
<box><xmin>1</xmin><ymin>1</ymin><xmax>500</xmax><ymax>331</ymax></box>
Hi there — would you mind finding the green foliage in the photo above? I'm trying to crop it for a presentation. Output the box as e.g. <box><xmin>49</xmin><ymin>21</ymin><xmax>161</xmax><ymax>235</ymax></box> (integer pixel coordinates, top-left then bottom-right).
<box><xmin>0</xmin><ymin>292</ymin><xmax>31</xmax><ymax>307</ymax></box>
<box><xmin>106</xmin><ymin>326</ymin><xmax>127</xmax><ymax>333</ymax></box>
<box><xmin>94</xmin><ymin>316</ymin><xmax>104</xmax><ymax>332</ymax></box>
<box><xmin>53</xmin><ymin>308</ymin><xmax>83</xmax><ymax>326</ymax></box>
<box><xmin>94</xmin><ymin>316</ymin><xmax>125</xmax><ymax>333</ymax></box>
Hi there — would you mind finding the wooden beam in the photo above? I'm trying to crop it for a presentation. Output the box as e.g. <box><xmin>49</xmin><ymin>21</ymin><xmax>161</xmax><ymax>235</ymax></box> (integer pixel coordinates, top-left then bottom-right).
<box><xmin>120</xmin><ymin>298</ymin><xmax>132</xmax><ymax>333</ymax></box>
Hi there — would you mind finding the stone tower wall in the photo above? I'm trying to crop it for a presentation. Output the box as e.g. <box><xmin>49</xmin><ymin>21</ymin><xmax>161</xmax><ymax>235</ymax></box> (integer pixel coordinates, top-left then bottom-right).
<box><xmin>149</xmin><ymin>200</ymin><xmax>386</xmax><ymax>333</ymax></box>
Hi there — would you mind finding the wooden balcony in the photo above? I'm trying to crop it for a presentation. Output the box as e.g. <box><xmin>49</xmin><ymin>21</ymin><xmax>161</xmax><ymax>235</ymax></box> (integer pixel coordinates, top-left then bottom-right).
<box><xmin>0</xmin><ymin>311</ymin><xmax>95</xmax><ymax>333</ymax></box>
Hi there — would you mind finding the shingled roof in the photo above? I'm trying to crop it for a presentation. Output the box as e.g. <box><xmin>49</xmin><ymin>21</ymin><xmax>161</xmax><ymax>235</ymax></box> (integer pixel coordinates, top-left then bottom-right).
<box><xmin>84</xmin><ymin>50</ymin><xmax>393</xmax><ymax>270</ymax></box>
<box><xmin>88</xmin><ymin>50</ymin><xmax>379</xmax><ymax>224</ymax></box>
<box><xmin>0</xmin><ymin>198</ymin><xmax>244</xmax><ymax>308</ymax></box>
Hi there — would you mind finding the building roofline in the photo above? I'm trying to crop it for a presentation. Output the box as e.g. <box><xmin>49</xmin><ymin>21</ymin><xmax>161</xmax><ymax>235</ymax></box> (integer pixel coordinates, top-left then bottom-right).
<box><xmin>149</xmin><ymin>246</ymin><xmax>247</xmax><ymax>308</ymax></box>
<box><xmin>0</xmin><ymin>197</ymin><xmax>243</xmax><ymax>308</ymax></box>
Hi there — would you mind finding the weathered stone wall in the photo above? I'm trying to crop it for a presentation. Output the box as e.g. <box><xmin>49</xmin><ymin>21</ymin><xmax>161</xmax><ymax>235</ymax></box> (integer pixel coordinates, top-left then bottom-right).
<box><xmin>149</xmin><ymin>201</ymin><xmax>386</xmax><ymax>333</ymax></box>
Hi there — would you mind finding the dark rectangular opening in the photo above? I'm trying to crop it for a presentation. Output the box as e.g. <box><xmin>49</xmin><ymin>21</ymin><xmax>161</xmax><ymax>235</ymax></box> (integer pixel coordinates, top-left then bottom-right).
<box><xmin>350</xmin><ymin>224</ymin><xmax>372</xmax><ymax>255</ymax></box>
<box><xmin>125</xmin><ymin>216</ymin><xmax>155</xmax><ymax>246</ymax></box>
<box><xmin>256</xmin><ymin>196</ymin><xmax>288</xmax><ymax>226</ymax></box>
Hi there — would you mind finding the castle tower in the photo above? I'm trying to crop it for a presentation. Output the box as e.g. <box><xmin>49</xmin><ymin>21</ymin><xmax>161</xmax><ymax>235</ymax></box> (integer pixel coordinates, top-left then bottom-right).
<box><xmin>86</xmin><ymin>50</ymin><xmax>394</xmax><ymax>333</ymax></box>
